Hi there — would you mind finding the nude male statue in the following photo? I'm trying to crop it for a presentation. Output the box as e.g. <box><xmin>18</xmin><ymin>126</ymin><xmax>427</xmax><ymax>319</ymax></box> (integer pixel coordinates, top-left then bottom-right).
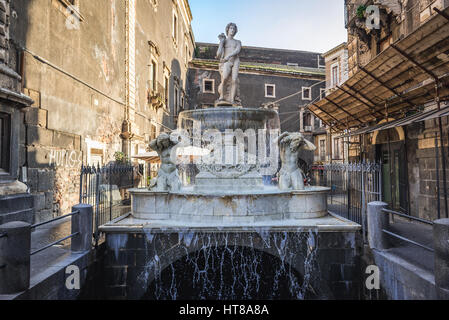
<box><xmin>216</xmin><ymin>22</ymin><xmax>242</xmax><ymax>105</ymax></box>
<box><xmin>149</xmin><ymin>133</ymin><xmax>181</xmax><ymax>192</ymax></box>
<box><xmin>275</xmin><ymin>132</ymin><xmax>316</xmax><ymax>191</ymax></box>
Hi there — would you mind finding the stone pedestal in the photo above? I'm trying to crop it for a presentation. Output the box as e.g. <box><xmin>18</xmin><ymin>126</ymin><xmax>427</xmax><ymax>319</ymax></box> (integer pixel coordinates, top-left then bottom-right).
<box><xmin>0</xmin><ymin>221</ymin><xmax>31</xmax><ymax>294</ymax></box>
<box><xmin>367</xmin><ymin>201</ymin><xmax>389</xmax><ymax>250</ymax></box>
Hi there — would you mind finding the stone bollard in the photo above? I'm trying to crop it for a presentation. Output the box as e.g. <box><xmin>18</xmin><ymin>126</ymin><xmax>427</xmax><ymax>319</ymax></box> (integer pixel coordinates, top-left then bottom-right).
<box><xmin>433</xmin><ymin>218</ymin><xmax>449</xmax><ymax>300</ymax></box>
<box><xmin>0</xmin><ymin>221</ymin><xmax>31</xmax><ymax>294</ymax></box>
<box><xmin>71</xmin><ymin>204</ymin><xmax>93</xmax><ymax>252</ymax></box>
<box><xmin>367</xmin><ymin>201</ymin><xmax>389</xmax><ymax>250</ymax></box>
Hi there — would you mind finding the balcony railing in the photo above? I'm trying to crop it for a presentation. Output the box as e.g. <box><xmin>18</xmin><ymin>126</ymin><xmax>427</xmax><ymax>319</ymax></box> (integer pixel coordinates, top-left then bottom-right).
<box><xmin>147</xmin><ymin>81</ymin><xmax>166</xmax><ymax>108</ymax></box>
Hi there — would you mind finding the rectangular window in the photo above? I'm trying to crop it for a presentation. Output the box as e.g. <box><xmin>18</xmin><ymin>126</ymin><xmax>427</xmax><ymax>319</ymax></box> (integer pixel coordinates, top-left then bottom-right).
<box><xmin>318</xmin><ymin>55</ymin><xmax>325</xmax><ymax>68</ymax></box>
<box><xmin>319</xmin><ymin>140</ymin><xmax>326</xmax><ymax>161</ymax></box>
<box><xmin>173</xmin><ymin>12</ymin><xmax>178</xmax><ymax>43</ymax></box>
<box><xmin>331</xmin><ymin>64</ymin><xmax>339</xmax><ymax>87</ymax></box>
<box><xmin>150</xmin><ymin>60</ymin><xmax>157</xmax><ymax>92</ymax></box>
<box><xmin>304</xmin><ymin>112</ymin><xmax>312</xmax><ymax>127</ymax></box>
<box><xmin>265</xmin><ymin>84</ymin><xmax>275</xmax><ymax>98</ymax></box>
<box><xmin>203</xmin><ymin>79</ymin><xmax>215</xmax><ymax>93</ymax></box>
<box><xmin>0</xmin><ymin>112</ymin><xmax>11</xmax><ymax>173</ymax></box>
<box><xmin>150</xmin><ymin>124</ymin><xmax>156</xmax><ymax>141</ymax></box>
<box><xmin>302</xmin><ymin>87</ymin><xmax>311</xmax><ymax>100</ymax></box>
<box><xmin>174</xmin><ymin>86</ymin><xmax>179</xmax><ymax>115</ymax></box>
<box><xmin>320</xmin><ymin>88</ymin><xmax>326</xmax><ymax>100</ymax></box>
<box><xmin>333</xmin><ymin>138</ymin><xmax>341</xmax><ymax>160</ymax></box>
<box><xmin>89</xmin><ymin>148</ymin><xmax>104</xmax><ymax>166</ymax></box>
<box><xmin>164</xmin><ymin>76</ymin><xmax>169</xmax><ymax>107</ymax></box>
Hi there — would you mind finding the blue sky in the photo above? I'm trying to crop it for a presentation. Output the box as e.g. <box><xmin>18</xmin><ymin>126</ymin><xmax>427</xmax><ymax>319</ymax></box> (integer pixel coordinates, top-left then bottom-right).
<box><xmin>189</xmin><ymin>0</ymin><xmax>347</xmax><ymax>53</ymax></box>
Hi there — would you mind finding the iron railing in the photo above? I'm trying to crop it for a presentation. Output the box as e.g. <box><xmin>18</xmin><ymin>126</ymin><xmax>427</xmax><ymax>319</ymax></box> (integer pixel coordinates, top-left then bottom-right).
<box><xmin>79</xmin><ymin>164</ymin><xmax>135</xmax><ymax>245</ymax></box>
<box><xmin>311</xmin><ymin>161</ymin><xmax>382</xmax><ymax>239</ymax></box>
<box><xmin>30</xmin><ymin>210</ymin><xmax>80</xmax><ymax>256</ymax></box>
<box><xmin>381</xmin><ymin>208</ymin><xmax>434</xmax><ymax>252</ymax></box>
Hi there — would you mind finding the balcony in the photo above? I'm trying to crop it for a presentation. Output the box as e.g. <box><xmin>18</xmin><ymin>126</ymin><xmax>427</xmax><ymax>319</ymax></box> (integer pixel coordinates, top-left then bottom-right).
<box><xmin>147</xmin><ymin>81</ymin><xmax>166</xmax><ymax>109</ymax></box>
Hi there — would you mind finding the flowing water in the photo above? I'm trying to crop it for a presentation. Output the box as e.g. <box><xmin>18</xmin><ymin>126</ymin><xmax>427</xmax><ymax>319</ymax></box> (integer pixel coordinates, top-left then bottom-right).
<box><xmin>131</xmin><ymin>228</ymin><xmax>321</xmax><ymax>300</ymax></box>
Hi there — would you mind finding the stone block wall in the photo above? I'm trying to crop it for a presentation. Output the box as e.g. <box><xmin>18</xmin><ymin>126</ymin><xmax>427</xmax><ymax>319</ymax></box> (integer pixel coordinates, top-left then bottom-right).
<box><xmin>102</xmin><ymin>230</ymin><xmax>361</xmax><ymax>300</ymax></box>
<box><xmin>0</xmin><ymin>0</ymin><xmax>10</xmax><ymax>65</ymax></box>
<box><xmin>405</xmin><ymin>120</ymin><xmax>449</xmax><ymax>221</ymax></box>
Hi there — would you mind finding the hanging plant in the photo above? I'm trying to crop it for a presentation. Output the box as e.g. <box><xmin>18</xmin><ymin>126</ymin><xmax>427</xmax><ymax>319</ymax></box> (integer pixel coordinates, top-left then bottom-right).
<box><xmin>114</xmin><ymin>151</ymin><xmax>129</xmax><ymax>164</ymax></box>
<box><xmin>356</xmin><ymin>5</ymin><xmax>367</xmax><ymax>19</ymax></box>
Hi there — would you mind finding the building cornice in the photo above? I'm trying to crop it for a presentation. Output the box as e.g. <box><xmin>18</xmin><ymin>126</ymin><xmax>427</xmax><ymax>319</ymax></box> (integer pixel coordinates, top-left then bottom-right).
<box><xmin>322</xmin><ymin>42</ymin><xmax>347</xmax><ymax>58</ymax></box>
<box><xmin>190</xmin><ymin>59</ymin><xmax>325</xmax><ymax>79</ymax></box>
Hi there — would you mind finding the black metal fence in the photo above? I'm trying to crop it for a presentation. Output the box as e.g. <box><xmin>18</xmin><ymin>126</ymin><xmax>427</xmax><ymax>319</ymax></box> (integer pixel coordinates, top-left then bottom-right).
<box><xmin>311</xmin><ymin>162</ymin><xmax>382</xmax><ymax>238</ymax></box>
<box><xmin>30</xmin><ymin>210</ymin><xmax>80</xmax><ymax>256</ymax></box>
<box><xmin>79</xmin><ymin>164</ymin><xmax>135</xmax><ymax>244</ymax></box>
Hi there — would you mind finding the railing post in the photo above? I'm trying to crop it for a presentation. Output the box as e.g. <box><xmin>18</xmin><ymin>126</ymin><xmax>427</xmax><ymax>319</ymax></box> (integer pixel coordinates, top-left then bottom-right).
<box><xmin>361</xmin><ymin>163</ymin><xmax>367</xmax><ymax>243</ymax></box>
<box><xmin>433</xmin><ymin>218</ymin><xmax>449</xmax><ymax>299</ymax></box>
<box><xmin>71</xmin><ymin>204</ymin><xmax>93</xmax><ymax>252</ymax></box>
<box><xmin>79</xmin><ymin>164</ymin><xmax>83</xmax><ymax>204</ymax></box>
<box><xmin>109</xmin><ymin>166</ymin><xmax>113</xmax><ymax>221</ymax></box>
<box><xmin>367</xmin><ymin>201</ymin><xmax>389</xmax><ymax>250</ymax></box>
<box><xmin>0</xmin><ymin>222</ymin><xmax>31</xmax><ymax>294</ymax></box>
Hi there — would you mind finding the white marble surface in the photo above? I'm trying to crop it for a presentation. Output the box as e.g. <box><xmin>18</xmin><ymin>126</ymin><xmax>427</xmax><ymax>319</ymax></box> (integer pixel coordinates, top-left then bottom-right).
<box><xmin>99</xmin><ymin>212</ymin><xmax>360</xmax><ymax>233</ymax></box>
<box><xmin>130</xmin><ymin>187</ymin><xmax>330</xmax><ymax>222</ymax></box>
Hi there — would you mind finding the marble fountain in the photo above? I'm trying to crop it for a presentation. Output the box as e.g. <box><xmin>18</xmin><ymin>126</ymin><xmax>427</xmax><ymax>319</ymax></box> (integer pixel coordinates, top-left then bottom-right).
<box><xmin>100</xmin><ymin>23</ymin><xmax>360</xmax><ymax>300</ymax></box>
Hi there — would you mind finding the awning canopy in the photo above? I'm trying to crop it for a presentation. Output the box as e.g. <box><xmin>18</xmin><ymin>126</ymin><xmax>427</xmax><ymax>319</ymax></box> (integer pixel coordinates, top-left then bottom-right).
<box><xmin>339</xmin><ymin>104</ymin><xmax>449</xmax><ymax>138</ymax></box>
<box><xmin>310</xmin><ymin>7</ymin><xmax>449</xmax><ymax>132</ymax></box>
<box><xmin>132</xmin><ymin>151</ymin><xmax>160</xmax><ymax>162</ymax></box>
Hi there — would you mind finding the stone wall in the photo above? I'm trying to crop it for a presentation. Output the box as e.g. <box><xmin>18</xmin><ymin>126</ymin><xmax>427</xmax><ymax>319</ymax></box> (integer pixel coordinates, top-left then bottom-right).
<box><xmin>103</xmin><ymin>230</ymin><xmax>361</xmax><ymax>300</ymax></box>
<box><xmin>408</xmin><ymin>119</ymin><xmax>449</xmax><ymax>221</ymax></box>
<box><xmin>350</xmin><ymin>117</ymin><xmax>449</xmax><ymax>222</ymax></box>
<box><xmin>134</xmin><ymin>0</ymin><xmax>195</xmax><ymax>138</ymax></box>
<box><xmin>6</xmin><ymin>0</ymin><xmax>196</xmax><ymax>222</ymax></box>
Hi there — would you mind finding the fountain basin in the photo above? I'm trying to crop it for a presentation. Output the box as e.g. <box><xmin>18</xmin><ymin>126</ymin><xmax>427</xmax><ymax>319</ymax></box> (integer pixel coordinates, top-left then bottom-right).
<box><xmin>130</xmin><ymin>186</ymin><xmax>330</xmax><ymax>223</ymax></box>
<box><xmin>178</xmin><ymin>107</ymin><xmax>280</xmax><ymax>133</ymax></box>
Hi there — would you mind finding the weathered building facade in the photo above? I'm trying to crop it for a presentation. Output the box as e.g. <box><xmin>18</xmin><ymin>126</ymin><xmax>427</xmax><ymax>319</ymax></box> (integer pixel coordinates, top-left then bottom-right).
<box><xmin>9</xmin><ymin>0</ymin><xmax>194</xmax><ymax>222</ymax></box>
<box><xmin>0</xmin><ymin>0</ymin><xmax>33</xmax><ymax>224</ymax></box>
<box><xmin>312</xmin><ymin>43</ymin><xmax>349</xmax><ymax>165</ymax></box>
<box><xmin>312</xmin><ymin>0</ymin><xmax>449</xmax><ymax>220</ymax></box>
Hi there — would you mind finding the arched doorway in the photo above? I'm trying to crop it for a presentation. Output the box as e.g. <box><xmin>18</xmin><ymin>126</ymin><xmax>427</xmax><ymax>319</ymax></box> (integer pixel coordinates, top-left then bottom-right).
<box><xmin>141</xmin><ymin>245</ymin><xmax>318</xmax><ymax>300</ymax></box>
<box><xmin>373</xmin><ymin>126</ymin><xmax>408</xmax><ymax>212</ymax></box>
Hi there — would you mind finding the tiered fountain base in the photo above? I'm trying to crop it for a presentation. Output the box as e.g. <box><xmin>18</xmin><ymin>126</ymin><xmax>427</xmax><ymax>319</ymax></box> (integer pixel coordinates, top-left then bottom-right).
<box><xmin>130</xmin><ymin>187</ymin><xmax>330</xmax><ymax>223</ymax></box>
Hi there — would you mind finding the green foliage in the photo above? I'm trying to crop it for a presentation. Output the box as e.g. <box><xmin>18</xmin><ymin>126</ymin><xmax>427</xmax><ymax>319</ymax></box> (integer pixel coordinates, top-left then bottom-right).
<box><xmin>356</xmin><ymin>5</ymin><xmax>367</xmax><ymax>19</ymax></box>
<box><xmin>193</xmin><ymin>47</ymin><xmax>200</xmax><ymax>58</ymax></box>
<box><xmin>114</xmin><ymin>151</ymin><xmax>130</xmax><ymax>164</ymax></box>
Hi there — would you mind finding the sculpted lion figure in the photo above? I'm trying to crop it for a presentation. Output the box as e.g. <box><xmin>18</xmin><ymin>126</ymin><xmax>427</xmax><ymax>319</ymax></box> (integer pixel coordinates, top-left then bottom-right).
<box><xmin>275</xmin><ymin>132</ymin><xmax>316</xmax><ymax>191</ymax></box>
<box><xmin>149</xmin><ymin>133</ymin><xmax>181</xmax><ymax>192</ymax></box>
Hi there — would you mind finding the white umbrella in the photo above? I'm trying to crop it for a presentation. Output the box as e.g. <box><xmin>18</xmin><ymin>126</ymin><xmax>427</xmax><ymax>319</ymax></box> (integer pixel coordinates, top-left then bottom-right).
<box><xmin>176</xmin><ymin>146</ymin><xmax>210</xmax><ymax>156</ymax></box>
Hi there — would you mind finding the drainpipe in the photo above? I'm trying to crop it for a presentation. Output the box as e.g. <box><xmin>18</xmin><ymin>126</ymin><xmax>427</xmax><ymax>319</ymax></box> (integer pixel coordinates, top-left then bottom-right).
<box><xmin>436</xmin><ymin>81</ymin><xmax>448</xmax><ymax>218</ymax></box>
<box><xmin>436</xmin><ymin>133</ymin><xmax>441</xmax><ymax>220</ymax></box>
